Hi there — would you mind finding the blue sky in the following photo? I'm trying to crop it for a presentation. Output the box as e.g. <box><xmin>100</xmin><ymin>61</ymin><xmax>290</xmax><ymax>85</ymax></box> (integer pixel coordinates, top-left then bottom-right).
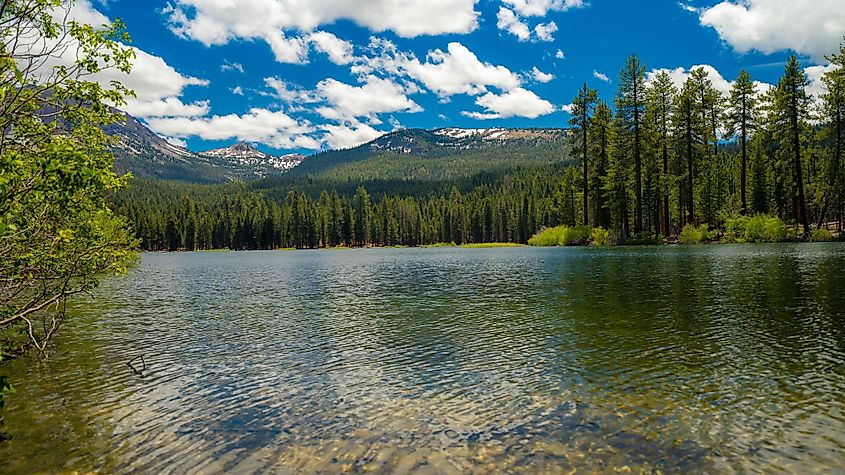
<box><xmin>73</xmin><ymin>0</ymin><xmax>843</xmax><ymax>154</ymax></box>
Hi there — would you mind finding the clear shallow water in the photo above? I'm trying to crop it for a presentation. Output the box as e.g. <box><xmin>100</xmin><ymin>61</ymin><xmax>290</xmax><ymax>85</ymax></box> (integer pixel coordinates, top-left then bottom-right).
<box><xmin>1</xmin><ymin>245</ymin><xmax>844</xmax><ymax>473</ymax></box>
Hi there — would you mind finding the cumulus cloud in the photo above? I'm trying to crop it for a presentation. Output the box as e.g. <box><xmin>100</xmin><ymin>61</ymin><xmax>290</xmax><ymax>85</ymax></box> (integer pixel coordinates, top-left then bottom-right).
<box><xmin>593</xmin><ymin>70</ymin><xmax>610</xmax><ymax>82</ymax></box>
<box><xmin>145</xmin><ymin>108</ymin><xmax>322</xmax><ymax>150</ymax></box>
<box><xmin>696</xmin><ymin>0</ymin><xmax>845</xmax><ymax>62</ymax></box>
<box><xmin>502</xmin><ymin>0</ymin><xmax>585</xmax><ymax>17</ymax></box>
<box><xmin>531</xmin><ymin>67</ymin><xmax>555</xmax><ymax>83</ymax></box>
<box><xmin>163</xmin><ymin>0</ymin><xmax>480</xmax><ymax>63</ymax></box>
<box><xmin>534</xmin><ymin>22</ymin><xmax>558</xmax><ymax>42</ymax></box>
<box><xmin>319</xmin><ymin>121</ymin><xmax>383</xmax><ymax>149</ymax></box>
<box><xmin>32</xmin><ymin>1</ymin><xmax>210</xmax><ymax>119</ymax></box>
<box><xmin>462</xmin><ymin>87</ymin><xmax>555</xmax><ymax>119</ymax></box>
<box><xmin>555</xmin><ymin>49</ymin><xmax>565</xmax><ymax>59</ymax></box>
<box><xmin>646</xmin><ymin>64</ymin><xmax>732</xmax><ymax>95</ymax></box>
<box><xmin>307</xmin><ymin>31</ymin><xmax>356</xmax><ymax>65</ymax></box>
<box><xmin>497</xmin><ymin>6</ymin><xmax>560</xmax><ymax>42</ymax></box>
<box><xmin>316</xmin><ymin>75</ymin><xmax>422</xmax><ymax>120</ymax></box>
<box><xmin>497</xmin><ymin>7</ymin><xmax>531</xmax><ymax>41</ymax></box>
<box><xmin>232</xmin><ymin>86</ymin><xmax>244</xmax><ymax>96</ymax></box>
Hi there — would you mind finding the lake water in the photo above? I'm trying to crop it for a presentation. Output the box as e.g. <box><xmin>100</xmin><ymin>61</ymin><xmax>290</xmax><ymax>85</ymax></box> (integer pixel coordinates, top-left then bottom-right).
<box><xmin>1</xmin><ymin>245</ymin><xmax>844</xmax><ymax>473</ymax></box>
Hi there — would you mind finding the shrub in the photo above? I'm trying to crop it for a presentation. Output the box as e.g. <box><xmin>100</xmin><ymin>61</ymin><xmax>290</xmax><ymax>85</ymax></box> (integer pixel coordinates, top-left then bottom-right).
<box><xmin>679</xmin><ymin>224</ymin><xmax>708</xmax><ymax>244</ymax></box>
<box><xmin>528</xmin><ymin>226</ymin><xmax>566</xmax><ymax>246</ymax></box>
<box><xmin>528</xmin><ymin>225</ymin><xmax>593</xmax><ymax>246</ymax></box>
<box><xmin>559</xmin><ymin>225</ymin><xmax>592</xmax><ymax>246</ymax></box>
<box><xmin>811</xmin><ymin>228</ymin><xmax>832</xmax><ymax>242</ymax></box>
<box><xmin>745</xmin><ymin>215</ymin><xmax>787</xmax><ymax>243</ymax></box>
<box><xmin>591</xmin><ymin>227</ymin><xmax>610</xmax><ymax>246</ymax></box>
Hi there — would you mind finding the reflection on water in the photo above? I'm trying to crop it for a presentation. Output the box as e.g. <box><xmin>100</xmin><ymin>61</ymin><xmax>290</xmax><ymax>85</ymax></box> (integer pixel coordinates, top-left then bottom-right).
<box><xmin>1</xmin><ymin>245</ymin><xmax>844</xmax><ymax>473</ymax></box>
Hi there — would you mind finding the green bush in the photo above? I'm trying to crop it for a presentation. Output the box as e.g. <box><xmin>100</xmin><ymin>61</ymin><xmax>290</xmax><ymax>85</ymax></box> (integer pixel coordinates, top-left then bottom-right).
<box><xmin>811</xmin><ymin>228</ymin><xmax>832</xmax><ymax>242</ymax></box>
<box><xmin>591</xmin><ymin>227</ymin><xmax>610</xmax><ymax>246</ymax></box>
<box><xmin>745</xmin><ymin>215</ymin><xmax>787</xmax><ymax>242</ymax></box>
<box><xmin>528</xmin><ymin>225</ymin><xmax>593</xmax><ymax>246</ymax></box>
<box><xmin>679</xmin><ymin>224</ymin><xmax>708</xmax><ymax>244</ymax></box>
<box><xmin>528</xmin><ymin>226</ymin><xmax>567</xmax><ymax>246</ymax></box>
<box><xmin>559</xmin><ymin>225</ymin><xmax>592</xmax><ymax>246</ymax></box>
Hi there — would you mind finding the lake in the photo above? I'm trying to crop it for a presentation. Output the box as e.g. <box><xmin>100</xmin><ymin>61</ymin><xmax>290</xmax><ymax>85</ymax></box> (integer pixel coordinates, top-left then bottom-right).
<box><xmin>1</xmin><ymin>245</ymin><xmax>844</xmax><ymax>473</ymax></box>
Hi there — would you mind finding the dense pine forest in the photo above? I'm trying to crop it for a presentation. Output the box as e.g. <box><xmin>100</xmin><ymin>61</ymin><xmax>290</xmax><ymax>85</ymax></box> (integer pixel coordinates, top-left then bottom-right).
<box><xmin>114</xmin><ymin>44</ymin><xmax>845</xmax><ymax>251</ymax></box>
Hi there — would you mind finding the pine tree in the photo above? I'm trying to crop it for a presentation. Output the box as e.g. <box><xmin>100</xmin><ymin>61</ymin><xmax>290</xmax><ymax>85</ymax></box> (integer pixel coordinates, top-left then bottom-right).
<box><xmin>569</xmin><ymin>83</ymin><xmax>598</xmax><ymax>225</ymax></box>
<box><xmin>774</xmin><ymin>56</ymin><xmax>812</xmax><ymax>236</ymax></box>
<box><xmin>615</xmin><ymin>55</ymin><xmax>647</xmax><ymax>234</ymax></box>
<box><xmin>726</xmin><ymin>70</ymin><xmax>758</xmax><ymax>215</ymax></box>
<box><xmin>818</xmin><ymin>39</ymin><xmax>845</xmax><ymax>228</ymax></box>
<box><xmin>589</xmin><ymin>101</ymin><xmax>613</xmax><ymax>228</ymax></box>
<box><xmin>646</xmin><ymin>70</ymin><xmax>677</xmax><ymax>235</ymax></box>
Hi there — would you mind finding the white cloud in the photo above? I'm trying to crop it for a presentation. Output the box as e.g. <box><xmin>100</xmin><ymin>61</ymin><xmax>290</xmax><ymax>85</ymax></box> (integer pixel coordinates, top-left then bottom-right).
<box><xmin>497</xmin><ymin>7</ymin><xmax>531</xmax><ymax>41</ymax></box>
<box><xmin>534</xmin><ymin>21</ymin><xmax>558</xmax><ymax>42</ymax></box>
<box><xmin>145</xmin><ymin>108</ymin><xmax>322</xmax><ymax>150</ymax></box>
<box><xmin>163</xmin><ymin>136</ymin><xmax>188</xmax><ymax>148</ymax></box>
<box><xmin>497</xmin><ymin>7</ymin><xmax>559</xmax><ymax>42</ymax></box>
<box><xmin>220</xmin><ymin>60</ymin><xmax>244</xmax><ymax>73</ymax></box>
<box><xmin>307</xmin><ymin>31</ymin><xmax>356</xmax><ymax>65</ymax></box>
<box><xmin>561</xmin><ymin>103</ymin><xmax>575</xmax><ymax>114</ymax></box>
<box><xmin>463</xmin><ymin>87</ymin><xmax>554</xmax><ymax>119</ymax></box>
<box><xmin>555</xmin><ymin>49</ymin><xmax>565</xmax><ymax>59</ymax></box>
<box><xmin>263</xmin><ymin>77</ymin><xmax>320</xmax><ymax>103</ymax></box>
<box><xmin>232</xmin><ymin>86</ymin><xmax>244</xmax><ymax>96</ymax></box>
<box><xmin>320</xmin><ymin>121</ymin><xmax>383</xmax><ymax>149</ymax></box>
<box><xmin>646</xmin><ymin>64</ymin><xmax>744</xmax><ymax>96</ymax></box>
<box><xmin>805</xmin><ymin>63</ymin><xmax>838</xmax><ymax>98</ymax></box>
<box><xmin>502</xmin><ymin>0</ymin><xmax>585</xmax><ymax>17</ymax></box>
<box><xmin>697</xmin><ymin>0</ymin><xmax>845</xmax><ymax>62</ymax></box>
<box><xmin>593</xmin><ymin>70</ymin><xmax>610</xmax><ymax>82</ymax></box>
<box><xmin>44</xmin><ymin>1</ymin><xmax>211</xmax><ymax>119</ymax></box>
<box><xmin>316</xmin><ymin>75</ymin><xmax>422</xmax><ymax>120</ymax></box>
<box><xmin>399</xmin><ymin>42</ymin><xmax>521</xmax><ymax>98</ymax></box>
<box><xmin>531</xmin><ymin>67</ymin><xmax>555</xmax><ymax>83</ymax></box>
<box><xmin>163</xmin><ymin>0</ymin><xmax>480</xmax><ymax>63</ymax></box>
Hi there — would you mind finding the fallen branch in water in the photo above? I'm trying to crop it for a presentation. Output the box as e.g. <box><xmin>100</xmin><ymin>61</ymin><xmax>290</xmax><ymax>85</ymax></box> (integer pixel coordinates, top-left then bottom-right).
<box><xmin>126</xmin><ymin>354</ymin><xmax>146</xmax><ymax>376</ymax></box>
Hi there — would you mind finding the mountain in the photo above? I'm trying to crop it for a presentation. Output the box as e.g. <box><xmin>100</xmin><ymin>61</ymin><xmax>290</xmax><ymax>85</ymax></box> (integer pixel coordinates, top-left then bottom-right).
<box><xmin>287</xmin><ymin>127</ymin><xmax>572</xmax><ymax>181</ymax></box>
<box><xmin>103</xmin><ymin>111</ymin><xmax>572</xmax><ymax>184</ymax></box>
<box><xmin>199</xmin><ymin>142</ymin><xmax>304</xmax><ymax>176</ymax></box>
<box><xmin>105</xmin><ymin>112</ymin><xmax>304</xmax><ymax>183</ymax></box>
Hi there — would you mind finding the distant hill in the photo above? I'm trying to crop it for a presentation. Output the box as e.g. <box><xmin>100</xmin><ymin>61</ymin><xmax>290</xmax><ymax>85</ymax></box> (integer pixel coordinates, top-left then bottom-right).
<box><xmin>104</xmin><ymin>112</ymin><xmax>305</xmax><ymax>183</ymax></box>
<box><xmin>288</xmin><ymin>127</ymin><xmax>572</xmax><ymax>181</ymax></box>
<box><xmin>103</xmin><ymin>112</ymin><xmax>573</xmax><ymax>184</ymax></box>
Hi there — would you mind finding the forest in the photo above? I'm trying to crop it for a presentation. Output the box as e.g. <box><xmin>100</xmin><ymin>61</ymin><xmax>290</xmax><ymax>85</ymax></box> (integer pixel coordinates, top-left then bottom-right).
<box><xmin>114</xmin><ymin>43</ymin><xmax>845</xmax><ymax>251</ymax></box>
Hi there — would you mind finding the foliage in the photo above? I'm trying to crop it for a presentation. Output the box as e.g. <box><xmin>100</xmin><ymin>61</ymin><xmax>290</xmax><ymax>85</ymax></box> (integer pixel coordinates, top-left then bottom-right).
<box><xmin>526</xmin><ymin>225</ymin><xmax>592</xmax><ymax>246</ymax></box>
<box><xmin>679</xmin><ymin>224</ymin><xmax>708</xmax><ymax>244</ymax></box>
<box><xmin>591</xmin><ymin>227</ymin><xmax>610</xmax><ymax>246</ymax></box>
<box><xmin>744</xmin><ymin>215</ymin><xmax>788</xmax><ymax>243</ymax></box>
<box><xmin>811</xmin><ymin>229</ymin><xmax>833</xmax><ymax>242</ymax></box>
<box><xmin>0</xmin><ymin>0</ymin><xmax>138</xmax><ymax>355</ymax></box>
<box><xmin>527</xmin><ymin>226</ymin><xmax>569</xmax><ymax>247</ymax></box>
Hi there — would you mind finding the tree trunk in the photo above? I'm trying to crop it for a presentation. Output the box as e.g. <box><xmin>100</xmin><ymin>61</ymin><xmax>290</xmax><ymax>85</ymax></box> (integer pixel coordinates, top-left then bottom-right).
<box><xmin>740</xmin><ymin>97</ymin><xmax>748</xmax><ymax>215</ymax></box>
<box><xmin>634</xmin><ymin>80</ymin><xmax>643</xmax><ymax>234</ymax></box>
<box><xmin>791</xmin><ymin>87</ymin><xmax>810</xmax><ymax>236</ymax></box>
<box><xmin>817</xmin><ymin>95</ymin><xmax>841</xmax><ymax>228</ymax></box>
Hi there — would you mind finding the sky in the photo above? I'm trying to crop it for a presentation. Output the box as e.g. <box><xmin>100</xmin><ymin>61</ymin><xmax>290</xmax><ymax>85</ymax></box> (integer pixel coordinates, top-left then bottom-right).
<box><xmin>65</xmin><ymin>0</ymin><xmax>845</xmax><ymax>154</ymax></box>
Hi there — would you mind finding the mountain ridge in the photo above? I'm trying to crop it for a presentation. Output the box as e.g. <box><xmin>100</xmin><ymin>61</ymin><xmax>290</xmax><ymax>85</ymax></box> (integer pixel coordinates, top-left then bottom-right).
<box><xmin>106</xmin><ymin>110</ymin><xmax>572</xmax><ymax>183</ymax></box>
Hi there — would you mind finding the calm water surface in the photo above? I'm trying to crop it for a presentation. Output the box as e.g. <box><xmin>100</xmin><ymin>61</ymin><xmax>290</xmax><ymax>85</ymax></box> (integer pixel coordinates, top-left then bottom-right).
<box><xmin>1</xmin><ymin>245</ymin><xmax>844</xmax><ymax>473</ymax></box>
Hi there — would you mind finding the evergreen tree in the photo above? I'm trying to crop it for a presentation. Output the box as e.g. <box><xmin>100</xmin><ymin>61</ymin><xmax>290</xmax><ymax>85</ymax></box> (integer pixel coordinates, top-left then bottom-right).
<box><xmin>646</xmin><ymin>71</ymin><xmax>677</xmax><ymax>235</ymax></box>
<box><xmin>569</xmin><ymin>83</ymin><xmax>598</xmax><ymax>225</ymax></box>
<box><xmin>774</xmin><ymin>56</ymin><xmax>813</xmax><ymax>236</ymax></box>
<box><xmin>615</xmin><ymin>55</ymin><xmax>647</xmax><ymax>233</ymax></box>
<box><xmin>726</xmin><ymin>70</ymin><xmax>758</xmax><ymax>215</ymax></box>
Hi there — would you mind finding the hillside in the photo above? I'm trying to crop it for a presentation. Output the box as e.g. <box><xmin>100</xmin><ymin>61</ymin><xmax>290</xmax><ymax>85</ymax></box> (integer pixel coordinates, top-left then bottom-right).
<box><xmin>288</xmin><ymin>127</ymin><xmax>572</xmax><ymax>181</ymax></box>
<box><xmin>105</xmin><ymin>115</ymin><xmax>574</xmax><ymax>184</ymax></box>
<box><xmin>105</xmin><ymin>112</ymin><xmax>305</xmax><ymax>183</ymax></box>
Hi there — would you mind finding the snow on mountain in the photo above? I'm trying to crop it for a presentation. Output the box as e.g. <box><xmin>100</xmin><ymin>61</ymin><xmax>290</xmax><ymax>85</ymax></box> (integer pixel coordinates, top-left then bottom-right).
<box><xmin>199</xmin><ymin>142</ymin><xmax>305</xmax><ymax>173</ymax></box>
